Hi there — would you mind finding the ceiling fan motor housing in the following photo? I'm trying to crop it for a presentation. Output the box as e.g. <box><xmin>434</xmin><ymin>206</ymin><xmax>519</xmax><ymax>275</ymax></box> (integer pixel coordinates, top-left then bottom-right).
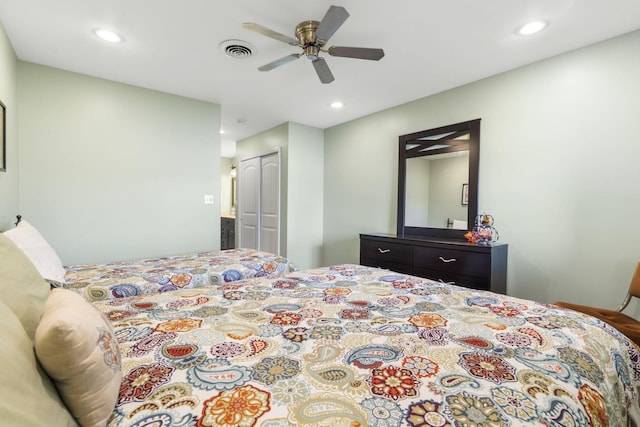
<box><xmin>296</xmin><ymin>20</ymin><xmax>325</xmax><ymax>59</ymax></box>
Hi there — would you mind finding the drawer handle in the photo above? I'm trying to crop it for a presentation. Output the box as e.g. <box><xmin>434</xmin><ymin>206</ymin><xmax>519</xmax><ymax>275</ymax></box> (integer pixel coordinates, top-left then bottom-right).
<box><xmin>438</xmin><ymin>256</ymin><xmax>457</xmax><ymax>263</ymax></box>
<box><xmin>377</xmin><ymin>248</ymin><xmax>391</xmax><ymax>254</ymax></box>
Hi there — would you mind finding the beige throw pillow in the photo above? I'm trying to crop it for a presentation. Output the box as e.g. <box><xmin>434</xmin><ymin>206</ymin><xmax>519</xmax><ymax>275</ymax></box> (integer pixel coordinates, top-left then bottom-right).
<box><xmin>0</xmin><ymin>233</ymin><xmax>51</xmax><ymax>342</ymax></box>
<box><xmin>0</xmin><ymin>298</ymin><xmax>78</xmax><ymax>426</ymax></box>
<box><xmin>35</xmin><ymin>289</ymin><xmax>122</xmax><ymax>427</ymax></box>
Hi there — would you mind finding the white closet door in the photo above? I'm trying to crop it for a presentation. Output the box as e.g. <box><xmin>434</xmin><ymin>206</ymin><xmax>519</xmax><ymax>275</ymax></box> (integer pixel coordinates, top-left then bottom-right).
<box><xmin>238</xmin><ymin>157</ymin><xmax>260</xmax><ymax>249</ymax></box>
<box><xmin>260</xmin><ymin>152</ymin><xmax>280</xmax><ymax>254</ymax></box>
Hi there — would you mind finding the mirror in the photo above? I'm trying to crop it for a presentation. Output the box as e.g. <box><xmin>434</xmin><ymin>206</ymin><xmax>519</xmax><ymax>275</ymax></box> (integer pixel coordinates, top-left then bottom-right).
<box><xmin>397</xmin><ymin>119</ymin><xmax>480</xmax><ymax>239</ymax></box>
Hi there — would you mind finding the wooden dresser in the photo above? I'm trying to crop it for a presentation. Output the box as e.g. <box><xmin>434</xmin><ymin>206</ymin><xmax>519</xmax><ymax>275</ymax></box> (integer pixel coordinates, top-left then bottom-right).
<box><xmin>360</xmin><ymin>233</ymin><xmax>508</xmax><ymax>294</ymax></box>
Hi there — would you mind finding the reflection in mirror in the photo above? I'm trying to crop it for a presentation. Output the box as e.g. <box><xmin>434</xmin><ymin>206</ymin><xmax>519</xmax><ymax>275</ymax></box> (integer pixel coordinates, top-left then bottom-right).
<box><xmin>397</xmin><ymin>119</ymin><xmax>480</xmax><ymax>239</ymax></box>
<box><xmin>405</xmin><ymin>150</ymin><xmax>469</xmax><ymax>229</ymax></box>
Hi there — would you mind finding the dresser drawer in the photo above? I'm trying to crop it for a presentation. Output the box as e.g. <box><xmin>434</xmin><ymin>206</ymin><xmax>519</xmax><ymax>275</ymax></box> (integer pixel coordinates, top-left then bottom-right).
<box><xmin>413</xmin><ymin>267</ymin><xmax>490</xmax><ymax>291</ymax></box>
<box><xmin>361</xmin><ymin>257</ymin><xmax>412</xmax><ymax>275</ymax></box>
<box><xmin>360</xmin><ymin>239</ymin><xmax>412</xmax><ymax>264</ymax></box>
<box><xmin>413</xmin><ymin>246</ymin><xmax>490</xmax><ymax>277</ymax></box>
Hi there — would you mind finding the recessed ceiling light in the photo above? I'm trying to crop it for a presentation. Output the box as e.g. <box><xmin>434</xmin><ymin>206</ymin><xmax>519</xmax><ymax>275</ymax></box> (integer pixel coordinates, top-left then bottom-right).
<box><xmin>331</xmin><ymin>101</ymin><xmax>344</xmax><ymax>109</ymax></box>
<box><xmin>94</xmin><ymin>29</ymin><xmax>123</xmax><ymax>43</ymax></box>
<box><xmin>219</xmin><ymin>128</ymin><xmax>226</xmax><ymax>135</ymax></box>
<box><xmin>518</xmin><ymin>20</ymin><xmax>547</xmax><ymax>36</ymax></box>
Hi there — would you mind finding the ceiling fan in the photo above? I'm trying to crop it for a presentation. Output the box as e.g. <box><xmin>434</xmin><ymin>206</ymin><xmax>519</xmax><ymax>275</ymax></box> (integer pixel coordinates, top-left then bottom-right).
<box><xmin>243</xmin><ymin>5</ymin><xmax>385</xmax><ymax>84</ymax></box>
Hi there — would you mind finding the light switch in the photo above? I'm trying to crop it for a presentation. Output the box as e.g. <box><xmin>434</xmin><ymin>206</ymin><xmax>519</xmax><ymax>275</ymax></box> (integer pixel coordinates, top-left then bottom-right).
<box><xmin>204</xmin><ymin>195</ymin><xmax>214</xmax><ymax>204</ymax></box>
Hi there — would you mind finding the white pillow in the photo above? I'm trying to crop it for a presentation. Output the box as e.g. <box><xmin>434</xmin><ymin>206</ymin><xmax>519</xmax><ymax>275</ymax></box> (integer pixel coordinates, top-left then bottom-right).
<box><xmin>4</xmin><ymin>220</ymin><xmax>66</xmax><ymax>284</ymax></box>
<box><xmin>35</xmin><ymin>288</ymin><xmax>122</xmax><ymax>427</ymax></box>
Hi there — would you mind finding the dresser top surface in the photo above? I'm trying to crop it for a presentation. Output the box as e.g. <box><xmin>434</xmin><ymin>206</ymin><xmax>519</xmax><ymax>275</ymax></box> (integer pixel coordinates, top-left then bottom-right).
<box><xmin>360</xmin><ymin>233</ymin><xmax>507</xmax><ymax>250</ymax></box>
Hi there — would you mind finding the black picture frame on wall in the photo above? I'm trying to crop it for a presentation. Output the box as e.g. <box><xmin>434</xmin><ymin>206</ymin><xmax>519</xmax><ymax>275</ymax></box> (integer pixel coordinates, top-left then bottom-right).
<box><xmin>0</xmin><ymin>100</ymin><xmax>5</xmax><ymax>171</ymax></box>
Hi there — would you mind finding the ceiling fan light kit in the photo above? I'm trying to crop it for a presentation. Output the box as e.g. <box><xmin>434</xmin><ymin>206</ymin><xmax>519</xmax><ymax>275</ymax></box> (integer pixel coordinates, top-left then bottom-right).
<box><xmin>243</xmin><ymin>5</ymin><xmax>385</xmax><ymax>84</ymax></box>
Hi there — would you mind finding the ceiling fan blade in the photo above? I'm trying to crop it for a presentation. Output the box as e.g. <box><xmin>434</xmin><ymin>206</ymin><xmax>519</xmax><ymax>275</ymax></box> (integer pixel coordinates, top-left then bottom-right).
<box><xmin>258</xmin><ymin>54</ymin><xmax>301</xmax><ymax>71</ymax></box>
<box><xmin>312</xmin><ymin>57</ymin><xmax>335</xmax><ymax>84</ymax></box>
<box><xmin>328</xmin><ymin>46</ymin><xmax>385</xmax><ymax>60</ymax></box>
<box><xmin>243</xmin><ymin>22</ymin><xmax>299</xmax><ymax>46</ymax></box>
<box><xmin>315</xmin><ymin>5</ymin><xmax>349</xmax><ymax>42</ymax></box>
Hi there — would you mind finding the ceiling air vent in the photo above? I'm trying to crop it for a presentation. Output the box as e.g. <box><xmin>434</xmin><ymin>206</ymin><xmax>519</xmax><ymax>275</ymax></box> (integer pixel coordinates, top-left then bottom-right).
<box><xmin>219</xmin><ymin>39</ymin><xmax>255</xmax><ymax>59</ymax></box>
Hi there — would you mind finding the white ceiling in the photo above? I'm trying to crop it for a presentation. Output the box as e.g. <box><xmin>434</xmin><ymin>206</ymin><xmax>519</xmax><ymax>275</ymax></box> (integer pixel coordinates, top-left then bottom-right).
<box><xmin>2</xmin><ymin>0</ymin><xmax>640</xmax><ymax>157</ymax></box>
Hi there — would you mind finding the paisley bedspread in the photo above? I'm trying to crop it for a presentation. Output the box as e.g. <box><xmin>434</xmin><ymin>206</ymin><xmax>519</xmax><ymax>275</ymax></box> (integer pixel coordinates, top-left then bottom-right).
<box><xmin>95</xmin><ymin>264</ymin><xmax>640</xmax><ymax>427</ymax></box>
<box><xmin>64</xmin><ymin>248</ymin><xmax>296</xmax><ymax>302</ymax></box>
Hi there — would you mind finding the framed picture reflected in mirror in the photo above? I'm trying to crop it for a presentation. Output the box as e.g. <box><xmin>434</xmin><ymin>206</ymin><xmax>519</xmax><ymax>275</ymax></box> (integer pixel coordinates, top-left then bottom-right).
<box><xmin>1</xmin><ymin>100</ymin><xmax>6</xmax><ymax>171</ymax></box>
<box><xmin>461</xmin><ymin>183</ymin><xmax>469</xmax><ymax>205</ymax></box>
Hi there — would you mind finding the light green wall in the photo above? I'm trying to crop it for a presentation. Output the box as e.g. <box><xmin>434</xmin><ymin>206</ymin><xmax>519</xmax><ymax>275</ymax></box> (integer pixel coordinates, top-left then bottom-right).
<box><xmin>17</xmin><ymin>62</ymin><xmax>221</xmax><ymax>265</ymax></box>
<box><xmin>235</xmin><ymin>121</ymin><xmax>324</xmax><ymax>269</ymax></box>
<box><xmin>0</xmin><ymin>20</ymin><xmax>18</xmax><ymax>231</ymax></box>
<box><xmin>287</xmin><ymin>122</ymin><xmax>324</xmax><ymax>269</ymax></box>
<box><xmin>324</xmin><ymin>30</ymin><xmax>640</xmax><ymax>307</ymax></box>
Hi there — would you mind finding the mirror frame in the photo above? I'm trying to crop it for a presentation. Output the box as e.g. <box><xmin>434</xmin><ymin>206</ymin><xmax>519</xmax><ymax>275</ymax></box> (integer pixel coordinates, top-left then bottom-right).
<box><xmin>397</xmin><ymin>118</ymin><xmax>480</xmax><ymax>240</ymax></box>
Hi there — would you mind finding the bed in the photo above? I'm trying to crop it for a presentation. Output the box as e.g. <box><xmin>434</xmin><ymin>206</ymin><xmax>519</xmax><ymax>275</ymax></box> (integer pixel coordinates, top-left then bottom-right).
<box><xmin>90</xmin><ymin>264</ymin><xmax>640</xmax><ymax>426</ymax></box>
<box><xmin>63</xmin><ymin>248</ymin><xmax>297</xmax><ymax>302</ymax></box>
<box><xmin>2</xmin><ymin>217</ymin><xmax>297</xmax><ymax>302</ymax></box>
<box><xmin>3</xmin><ymin>227</ymin><xmax>640</xmax><ymax>426</ymax></box>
